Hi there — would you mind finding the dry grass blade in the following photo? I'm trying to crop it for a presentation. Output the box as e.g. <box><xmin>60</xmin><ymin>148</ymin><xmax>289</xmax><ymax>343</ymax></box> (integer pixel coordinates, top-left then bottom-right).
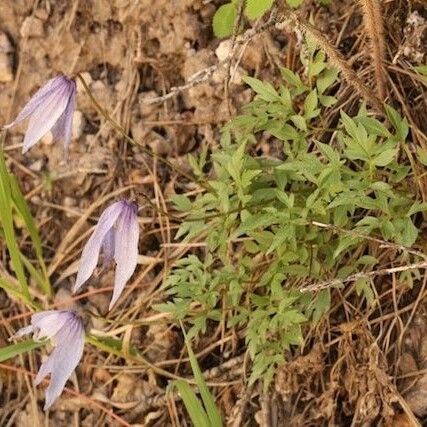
<box><xmin>277</xmin><ymin>6</ymin><xmax>384</xmax><ymax>114</ymax></box>
<box><xmin>359</xmin><ymin>0</ymin><xmax>387</xmax><ymax>100</ymax></box>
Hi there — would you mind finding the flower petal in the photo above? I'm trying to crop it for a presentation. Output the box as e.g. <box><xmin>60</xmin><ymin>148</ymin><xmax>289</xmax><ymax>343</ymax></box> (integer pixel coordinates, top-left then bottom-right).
<box><xmin>3</xmin><ymin>76</ymin><xmax>68</xmax><ymax>130</ymax></box>
<box><xmin>51</xmin><ymin>80</ymin><xmax>76</xmax><ymax>154</ymax></box>
<box><xmin>34</xmin><ymin>315</ymin><xmax>85</xmax><ymax>410</ymax></box>
<box><xmin>74</xmin><ymin>202</ymin><xmax>124</xmax><ymax>293</ymax></box>
<box><xmin>31</xmin><ymin>310</ymin><xmax>74</xmax><ymax>341</ymax></box>
<box><xmin>11</xmin><ymin>324</ymin><xmax>34</xmax><ymax>340</ymax></box>
<box><xmin>22</xmin><ymin>84</ymin><xmax>72</xmax><ymax>153</ymax></box>
<box><xmin>101</xmin><ymin>228</ymin><xmax>115</xmax><ymax>265</ymax></box>
<box><xmin>110</xmin><ymin>202</ymin><xmax>139</xmax><ymax>309</ymax></box>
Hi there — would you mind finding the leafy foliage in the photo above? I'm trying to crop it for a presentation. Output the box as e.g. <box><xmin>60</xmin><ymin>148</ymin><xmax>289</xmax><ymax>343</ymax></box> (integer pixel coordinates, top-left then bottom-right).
<box><xmin>172</xmin><ymin>327</ymin><xmax>223</xmax><ymax>427</ymax></box>
<box><xmin>158</xmin><ymin>37</ymin><xmax>424</xmax><ymax>387</ymax></box>
<box><xmin>0</xmin><ymin>143</ymin><xmax>51</xmax><ymax>306</ymax></box>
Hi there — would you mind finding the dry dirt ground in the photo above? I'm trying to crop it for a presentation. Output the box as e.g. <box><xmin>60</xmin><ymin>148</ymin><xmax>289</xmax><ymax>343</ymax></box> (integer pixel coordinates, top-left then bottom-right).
<box><xmin>0</xmin><ymin>0</ymin><xmax>427</xmax><ymax>426</ymax></box>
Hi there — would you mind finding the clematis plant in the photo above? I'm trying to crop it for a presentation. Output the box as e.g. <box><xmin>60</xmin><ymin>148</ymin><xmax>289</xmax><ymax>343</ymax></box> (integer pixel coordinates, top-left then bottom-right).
<box><xmin>3</xmin><ymin>75</ymin><xmax>76</xmax><ymax>153</ymax></box>
<box><xmin>74</xmin><ymin>200</ymin><xmax>139</xmax><ymax>310</ymax></box>
<box><xmin>13</xmin><ymin>310</ymin><xmax>85</xmax><ymax>410</ymax></box>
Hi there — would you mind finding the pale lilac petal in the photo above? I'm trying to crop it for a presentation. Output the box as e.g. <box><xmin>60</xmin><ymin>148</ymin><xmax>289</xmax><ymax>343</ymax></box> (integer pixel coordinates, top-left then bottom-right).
<box><xmin>3</xmin><ymin>76</ymin><xmax>68</xmax><ymax>129</ymax></box>
<box><xmin>31</xmin><ymin>310</ymin><xmax>74</xmax><ymax>341</ymax></box>
<box><xmin>74</xmin><ymin>202</ymin><xmax>124</xmax><ymax>293</ymax></box>
<box><xmin>51</xmin><ymin>80</ymin><xmax>76</xmax><ymax>153</ymax></box>
<box><xmin>101</xmin><ymin>228</ymin><xmax>115</xmax><ymax>264</ymax></box>
<box><xmin>22</xmin><ymin>84</ymin><xmax>71</xmax><ymax>153</ymax></box>
<box><xmin>110</xmin><ymin>202</ymin><xmax>139</xmax><ymax>309</ymax></box>
<box><xmin>34</xmin><ymin>315</ymin><xmax>85</xmax><ymax>410</ymax></box>
<box><xmin>11</xmin><ymin>324</ymin><xmax>34</xmax><ymax>339</ymax></box>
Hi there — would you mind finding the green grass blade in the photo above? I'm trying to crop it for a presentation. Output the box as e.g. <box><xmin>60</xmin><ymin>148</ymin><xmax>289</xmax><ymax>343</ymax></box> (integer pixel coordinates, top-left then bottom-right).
<box><xmin>0</xmin><ymin>339</ymin><xmax>43</xmax><ymax>362</ymax></box>
<box><xmin>174</xmin><ymin>379</ymin><xmax>211</xmax><ymax>427</ymax></box>
<box><xmin>20</xmin><ymin>253</ymin><xmax>49</xmax><ymax>296</ymax></box>
<box><xmin>9</xmin><ymin>174</ymin><xmax>51</xmax><ymax>296</ymax></box>
<box><xmin>0</xmin><ymin>275</ymin><xmax>31</xmax><ymax>305</ymax></box>
<box><xmin>182</xmin><ymin>326</ymin><xmax>223</xmax><ymax>427</ymax></box>
<box><xmin>0</xmin><ymin>148</ymin><xmax>30</xmax><ymax>300</ymax></box>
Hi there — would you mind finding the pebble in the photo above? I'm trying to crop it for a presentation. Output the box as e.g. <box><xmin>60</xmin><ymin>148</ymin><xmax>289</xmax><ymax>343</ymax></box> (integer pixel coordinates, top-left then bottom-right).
<box><xmin>20</xmin><ymin>16</ymin><xmax>44</xmax><ymax>38</ymax></box>
<box><xmin>72</xmin><ymin>110</ymin><xmax>85</xmax><ymax>140</ymax></box>
<box><xmin>215</xmin><ymin>39</ymin><xmax>232</xmax><ymax>62</ymax></box>
<box><xmin>29</xmin><ymin>159</ymin><xmax>44</xmax><ymax>172</ymax></box>
<box><xmin>63</xmin><ymin>196</ymin><xmax>76</xmax><ymax>208</ymax></box>
<box><xmin>0</xmin><ymin>53</ymin><xmax>13</xmax><ymax>82</ymax></box>
<box><xmin>91</xmin><ymin>79</ymin><xmax>106</xmax><ymax>92</ymax></box>
<box><xmin>0</xmin><ymin>33</ymin><xmax>13</xmax><ymax>53</ymax></box>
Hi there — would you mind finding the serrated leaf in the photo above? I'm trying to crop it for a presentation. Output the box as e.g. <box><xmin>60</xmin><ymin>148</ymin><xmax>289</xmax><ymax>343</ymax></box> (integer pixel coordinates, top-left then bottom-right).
<box><xmin>401</xmin><ymin>218</ymin><xmax>418</xmax><ymax>247</ymax></box>
<box><xmin>281</xmin><ymin>67</ymin><xmax>304</xmax><ymax>88</ymax></box>
<box><xmin>356</xmin><ymin>255</ymin><xmax>378</xmax><ymax>266</ymax></box>
<box><xmin>311</xmin><ymin>289</ymin><xmax>330</xmax><ymax>323</ymax></box>
<box><xmin>245</xmin><ymin>0</ymin><xmax>274</xmax><ymax>20</ymax></box>
<box><xmin>316</xmin><ymin>68</ymin><xmax>339</xmax><ymax>94</ymax></box>
<box><xmin>170</xmin><ymin>194</ymin><xmax>192</xmax><ymax>211</ymax></box>
<box><xmin>243</xmin><ymin>76</ymin><xmax>280</xmax><ymax>102</ymax></box>
<box><xmin>212</xmin><ymin>3</ymin><xmax>236</xmax><ymax>38</ymax></box>
<box><xmin>416</xmin><ymin>147</ymin><xmax>427</xmax><ymax>166</ymax></box>
<box><xmin>385</xmin><ymin>105</ymin><xmax>409</xmax><ymax>140</ymax></box>
<box><xmin>407</xmin><ymin>201</ymin><xmax>427</xmax><ymax>217</ymax></box>
<box><xmin>355</xmin><ymin>277</ymin><xmax>375</xmax><ymax>305</ymax></box>
<box><xmin>355</xmin><ymin>116</ymin><xmax>390</xmax><ymax>137</ymax></box>
<box><xmin>304</xmin><ymin>89</ymin><xmax>318</xmax><ymax>119</ymax></box>
<box><xmin>289</xmin><ymin>114</ymin><xmax>307</xmax><ymax>131</ymax></box>
<box><xmin>319</xmin><ymin>95</ymin><xmax>337</xmax><ymax>107</ymax></box>
<box><xmin>372</xmin><ymin>148</ymin><xmax>397</xmax><ymax>167</ymax></box>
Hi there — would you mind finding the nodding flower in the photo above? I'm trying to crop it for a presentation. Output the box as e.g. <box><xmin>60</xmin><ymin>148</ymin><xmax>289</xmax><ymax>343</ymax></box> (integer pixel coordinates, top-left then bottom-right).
<box><xmin>3</xmin><ymin>75</ymin><xmax>76</xmax><ymax>154</ymax></box>
<box><xmin>13</xmin><ymin>310</ymin><xmax>85</xmax><ymax>410</ymax></box>
<box><xmin>74</xmin><ymin>200</ymin><xmax>139</xmax><ymax>310</ymax></box>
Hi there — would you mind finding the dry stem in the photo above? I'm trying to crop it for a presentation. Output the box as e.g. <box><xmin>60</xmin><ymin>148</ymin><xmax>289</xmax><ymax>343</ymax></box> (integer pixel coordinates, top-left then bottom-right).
<box><xmin>359</xmin><ymin>0</ymin><xmax>387</xmax><ymax>100</ymax></box>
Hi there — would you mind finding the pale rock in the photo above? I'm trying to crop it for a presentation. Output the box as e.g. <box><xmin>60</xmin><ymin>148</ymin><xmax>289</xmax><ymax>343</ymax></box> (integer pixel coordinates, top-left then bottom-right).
<box><xmin>35</xmin><ymin>9</ymin><xmax>49</xmax><ymax>21</ymax></box>
<box><xmin>212</xmin><ymin>66</ymin><xmax>243</xmax><ymax>86</ymax></box>
<box><xmin>29</xmin><ymin>159</ymin><xmax>44</xmax><ymax>172</ymax></box>
<box><xmin>41</xmin><ymin>131</ymin><xmax>54</xmax><ymax>146</ymax></box>
<box><xmin>20</xmin><ymin>16</ymin><xmax>44</xmax><ymax>38</ymax></box>
<box><xmin>0</xmin><ymin>33</ymin><xmax>13</xmax><ymax>53</ymax></box>
<box><xmin>148</xmin><ymin>134</ymin><xmax>170</xmax><ymax>156</ymax></box>
<box><xmin>63</xmin><ymin>196</ymin><xmax>76</xmax><ymax>208</ymax></box>
<box><xmin>76</xmin><ymin>72</ymin><xmax>92</xmax><ymax>93</ymax></box>
<box><xmin>215</xmin><ymin>39</ymin><xmax>232</xmax><ymax>62</ymax></box>
<box><xmin>114</xmin><ymin>79</ymin><xmax>126</xmax><ymax>94</ymax></box>
<box><xmin>72</xmin><ymin>111</ymin><xmax>85</xmax><ymax>140</ymax></box>
<box><xmin>30</xmin><ymin>195</ymin><xmax>41</xmax><ymax>204</ymax></box>
<box><xmin>91</xmin><ymin>79</ymin><xmax>106</xmax><ymax>93</ymax></box>
<box><xmin>0</xmin><ymin>53</ymin><xmax>13</xmax><ymax>82</ymax></box>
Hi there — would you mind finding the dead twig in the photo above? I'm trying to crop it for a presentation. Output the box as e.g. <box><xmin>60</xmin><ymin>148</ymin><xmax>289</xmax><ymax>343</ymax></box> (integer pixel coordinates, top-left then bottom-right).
<box><xmin>359</xmin><ymin>0</ymin><xmax>387</xmax><ymax>100</ymax></box>
<box><xmin>300</xmin><ymin>260</ymin><xmax>427</xmax><ymax>293</ymax></box>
